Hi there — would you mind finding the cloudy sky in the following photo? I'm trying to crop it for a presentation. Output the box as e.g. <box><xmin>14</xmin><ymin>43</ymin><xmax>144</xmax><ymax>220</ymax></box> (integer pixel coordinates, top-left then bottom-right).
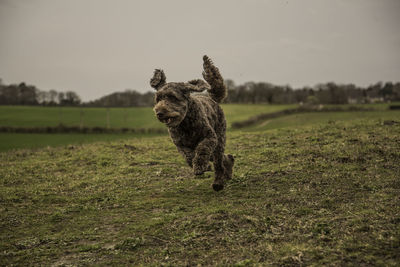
<box><xmin>0</xmin><ymin>0</ymin><xmax>399</xmax><ymax>101</ymax></box>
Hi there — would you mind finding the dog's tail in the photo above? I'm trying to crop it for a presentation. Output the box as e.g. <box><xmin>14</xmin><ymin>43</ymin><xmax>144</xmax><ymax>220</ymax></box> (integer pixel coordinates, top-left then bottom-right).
<box><xmin>202</xmin><ymin>55</ymin><xmax>227</xmax><ymax>103</ymax></box>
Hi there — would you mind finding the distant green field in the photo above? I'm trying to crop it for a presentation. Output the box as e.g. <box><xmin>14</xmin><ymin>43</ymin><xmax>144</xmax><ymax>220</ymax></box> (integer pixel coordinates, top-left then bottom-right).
<box><xmin>246</xmin><ymin>110</ymin><xmax>400</xmax><ymax>131</ymax></box>
<box><xmin>222</xmin><ymin>104</ymin><xmax>296</xmax><ymax>127</ymax></box>
<box><xmin>0</xmin><ymin>104</ymin><xmax>296</xmax><ymax>151</ymax></box>
<box><xmin>0</xmin><ymin>106</ymin><xmax>158</xmax><ymax>128</ymax></box>
<box><xmin>1</xmin><ymin>104</ymin><xmax>394</xmax><ymax>129</ymax></box>
<box><xmin>0</xmin><ymin>104</ymin><xmax>296</xmax><ymax>129</ymax></box>
<box><xmin>1</xmin><ymin>104</ymin><xmax>398</xmax><ymax>152</ymax></box>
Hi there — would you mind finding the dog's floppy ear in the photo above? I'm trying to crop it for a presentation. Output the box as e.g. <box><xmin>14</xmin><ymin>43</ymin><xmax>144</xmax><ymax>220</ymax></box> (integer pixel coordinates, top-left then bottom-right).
<box><xmin>183</xmin><ymin>79</ymin><xmax>211</xmax><ymax>93</ymax></box>
<box><xmin>150</xmin><ymin>69</ymin><xmax>166</xmax><ymax>90</ymax></box>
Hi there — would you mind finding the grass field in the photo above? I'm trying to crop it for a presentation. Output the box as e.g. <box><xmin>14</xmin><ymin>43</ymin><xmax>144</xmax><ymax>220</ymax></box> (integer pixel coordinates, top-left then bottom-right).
<box><xmin>0</xmin><ymin>104</ymin><xmax>296</xmax><ymax>152</ymax></box>
<box><xmin>0</xmin><ymin>106</ymin><xmax>159</xmax><ymax>129</ymax></box>
<box><xmin>1</xmin><ymin>118</ymin><xmax>399</xmax><ymax>265</ymax></box>
<box><xmin>0</xmin><ymin>104</ymin><xmax>296</xmax><ymax>129</ymax></box>
<box><xmin>1</xmin><ymin>103</ymin><xmax>398</xmax><ymax>152</ymax></box>
<box><xmin>222</xmin><ymin>104</ymin><xmax>296</xmax><ymax>127</ymax></box>
<box><xmin>0</xmin><ymin>133</ymin><xmax>162</xmax><ymax>152</ymax></box>
<box><xmin>246</xmin><ymin>110</ymin><xmax>400</xmax><ymax>131</ymax></box>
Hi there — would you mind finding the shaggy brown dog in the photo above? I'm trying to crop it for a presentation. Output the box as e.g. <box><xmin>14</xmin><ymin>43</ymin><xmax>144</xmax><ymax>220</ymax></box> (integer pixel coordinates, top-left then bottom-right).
<box><xmin>150</xmin><ymin>55</ymin><xmax>234</xmax><ymax>191</ymax></box>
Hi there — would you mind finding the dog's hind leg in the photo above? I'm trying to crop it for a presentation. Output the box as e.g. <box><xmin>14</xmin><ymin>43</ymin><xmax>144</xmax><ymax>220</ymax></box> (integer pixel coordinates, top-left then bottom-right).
<box><xmin>223</xmin><ymin>154</ymin><xmax>234</xmax><ymax>180</ymax></box>
<box><xmin>212</xmin><ymin>146</ymin><xmax>226</xmax><ymax>191</ymax></box>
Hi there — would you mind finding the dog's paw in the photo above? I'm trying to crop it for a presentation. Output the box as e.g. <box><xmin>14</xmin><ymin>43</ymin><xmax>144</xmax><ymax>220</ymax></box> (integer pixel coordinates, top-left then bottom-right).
<box><xmin>212</xmin><ymin>182</ymin><xmax>224</xmax><ymax>192</ymax></box>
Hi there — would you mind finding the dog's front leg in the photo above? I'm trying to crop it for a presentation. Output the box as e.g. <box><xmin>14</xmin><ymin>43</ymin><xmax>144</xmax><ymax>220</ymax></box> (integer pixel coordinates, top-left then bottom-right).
<box><xmin>193</xmin><ymin>132</ymin><xmax>217</xmax><ymax>176</ymax></box>
<box><xmin>177</xmin><ymin>146</ymin><xmax>195</xmax><ymax>167</ymax></box>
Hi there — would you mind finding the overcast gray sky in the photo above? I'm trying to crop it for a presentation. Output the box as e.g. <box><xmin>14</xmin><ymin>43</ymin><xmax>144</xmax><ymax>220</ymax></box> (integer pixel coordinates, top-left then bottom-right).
<box><xmin>0</xmin><ymin>0</ymin><xmax>399</xmax><ymax>101</ymax></box>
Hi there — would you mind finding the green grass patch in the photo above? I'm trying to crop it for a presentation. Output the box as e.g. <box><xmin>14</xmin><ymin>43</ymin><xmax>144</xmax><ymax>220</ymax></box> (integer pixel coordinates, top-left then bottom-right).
<box><xmin>247</xmin><ymin>110</ymin><xmax>400</xmax><ymax>131</ymax></box>
<box><xmin>222</xmin><ymin>104</ymin><xmax>297</xmax><ymax>127</ymax></box>
<box><xmin>0</xmin><ymin>104</ymin><xmax>296</xmax><ymax>151</ymax></box>
<box><xmin>0</xmin><ymin>106</ymin><xmax>159</xmax><ymax>128</ymax></box>
<box><xmin>0</xmin><ymin>104</ymin><xmax>397</xmax><ymax>152</ymax></box>
<box><xmin>0</xmin><ymin>118</ymin><xmax>399</xmax><ymax>265</ymax></box>
<box><xmin>0</xmin><ymin>133</ymin><xmax>163</xmax><ymax>152</ymax></box>
<box><xmin>0</xmin><ymin>104</ymin><xmax>296</xmax><ymax>129</ymax></box>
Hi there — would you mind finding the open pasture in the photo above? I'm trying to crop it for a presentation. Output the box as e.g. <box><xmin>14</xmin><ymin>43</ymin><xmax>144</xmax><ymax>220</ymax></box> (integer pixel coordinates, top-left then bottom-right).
<box><xmin>246</xmin><ymin>110</ymin><xmax>400</xmax><ymax>132</ymax></box>
<box><xmin>0</xmin><ymin>118</ymin><xmax>399</xmax><ymax>265</ymax></box>
<box><xmin>0</xmin><ymin>104</ymin><xmax>295</xmax><ymax>151</ymax></box>
<box><xmin>0</xmin><ymin>104</ymin><xmax>398</xmax><ymax>152</ymax></box>
<box><xmin>0</xmin><ymin>133</ymin><xmax>160</xmax><ymax>152</ymax></box>
<box><xmin>0</xmin><ymin>104</ymin><xmax>297</xmax><ymax>129</ymax></box>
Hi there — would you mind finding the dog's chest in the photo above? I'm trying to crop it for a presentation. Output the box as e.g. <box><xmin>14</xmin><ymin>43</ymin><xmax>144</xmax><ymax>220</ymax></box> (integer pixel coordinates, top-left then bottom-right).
<box><xmin>169</xmin><ymin>122</ymin><xmax>203</xmax><ymax>148</ymax></box>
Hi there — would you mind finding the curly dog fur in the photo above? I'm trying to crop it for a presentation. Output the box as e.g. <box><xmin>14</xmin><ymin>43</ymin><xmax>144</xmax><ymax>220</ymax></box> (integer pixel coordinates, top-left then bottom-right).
<box><xmin>150</xmin><ymin>55</ymin><xmax>234</xmax><ymax>191</ymax></box>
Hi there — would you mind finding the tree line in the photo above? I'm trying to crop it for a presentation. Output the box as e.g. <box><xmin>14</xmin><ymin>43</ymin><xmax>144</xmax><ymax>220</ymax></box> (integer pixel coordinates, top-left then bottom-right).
<box><xmin>1</xmin><ymin>78</ymin><xmax>399</xmax><ymax>107</ymax></box>
<box><xmin>224</xmin><ymin>80</ymin><xmax>400</xmax><ymax>105</ymax></box>
<box><xmin>0</xmin><ymin>79</ymin><xmax>81</xmax><ymax>106</ymax></box>
<box><xmin>85</xmin><ymin>90</ymin><xmax>154</xmax><ymax>107</ymax></box>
